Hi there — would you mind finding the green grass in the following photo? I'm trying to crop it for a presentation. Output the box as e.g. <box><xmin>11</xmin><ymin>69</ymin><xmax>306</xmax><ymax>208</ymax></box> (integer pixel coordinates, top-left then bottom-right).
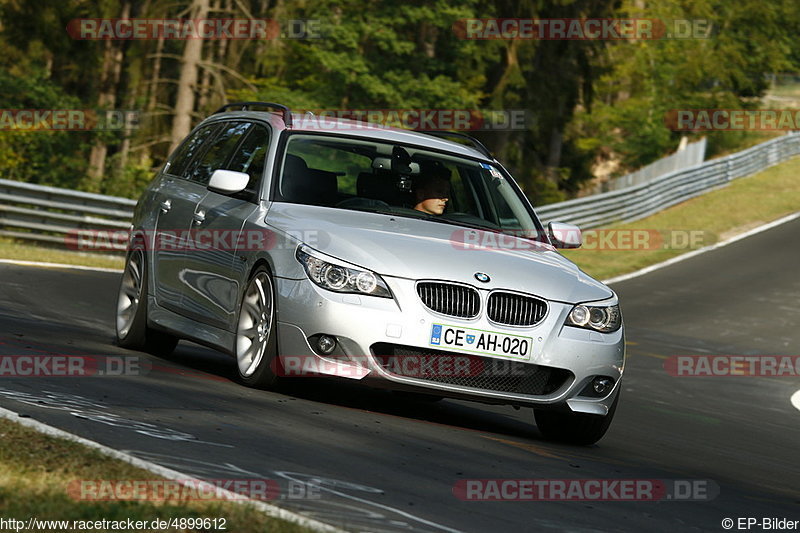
<box><xmin>0</xmin><ymin>418</ymin><xmax>315</xmax><ymax>533</ymax></box>
<box><xmin>560</xmin><ymin>154</ymin><xmax>800</xmax><ymax>280</ymax></box>
<box><xmin>0</xmin><ymin>238</ymin><xmax>124</xmax><ymax>270</ymax></box>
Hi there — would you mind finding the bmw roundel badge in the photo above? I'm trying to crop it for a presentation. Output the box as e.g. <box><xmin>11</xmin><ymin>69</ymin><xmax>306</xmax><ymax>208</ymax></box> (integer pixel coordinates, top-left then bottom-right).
<box><xmin>474</xmin><ymin>272</ymin><xmax>490</xmax><ymax>283</ymax></box>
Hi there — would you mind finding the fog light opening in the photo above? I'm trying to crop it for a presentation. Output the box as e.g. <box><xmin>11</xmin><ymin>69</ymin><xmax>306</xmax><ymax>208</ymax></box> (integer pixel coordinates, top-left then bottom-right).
<box><xmin>317</xmin><ymin>335</ymin><xmax>337</xmax><ymax>355</ymax></box>
<box><xmin>592</xmin><ymin>377</ymin><xmax>613</xmax><ymax>395</ymax></box>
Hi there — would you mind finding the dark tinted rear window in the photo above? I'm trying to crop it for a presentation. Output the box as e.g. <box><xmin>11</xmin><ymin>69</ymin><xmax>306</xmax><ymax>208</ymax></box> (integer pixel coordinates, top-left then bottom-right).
<box><xmin>166</xmin><ymin>123</ymin><xmax>221</xmax><ymax>178</ymax></box>
<box><xmin>185</xmin><ymin>122</ymin><xmax>252</xmax><ymax>185</ymax></box>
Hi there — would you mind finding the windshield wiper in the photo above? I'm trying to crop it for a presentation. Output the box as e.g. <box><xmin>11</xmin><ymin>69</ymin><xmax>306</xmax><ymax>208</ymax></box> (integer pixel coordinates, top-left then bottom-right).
<box><xmin>338</xmin><ymin>204</ymin><xmax>511</xmax><ymax>234</ymax></box>
<box><xmin>337</xmin><ymin>205</ymin><xmax>395</xmax><ymax>216</ymax></box>
<box><xmin>427</xmin><ymin>216</ymin><xmax>544</xmax><ymax>243</ymax></box>
<box><xmin>424</xmin><ymin>216</ymin><xmax>499</xmax><ymax>232</ymax></box>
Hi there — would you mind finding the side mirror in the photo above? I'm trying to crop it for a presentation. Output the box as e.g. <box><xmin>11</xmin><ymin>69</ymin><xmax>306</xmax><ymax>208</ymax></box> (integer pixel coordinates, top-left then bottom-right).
<box><xmin>208</xmin><ymin>169</ymin><xmax>250</xmax><ymax>195</ymax></box>
<box><xmin>548</xmin><ymin>222</ymin><xmax>582</xmax><ymax>249</ymax></box>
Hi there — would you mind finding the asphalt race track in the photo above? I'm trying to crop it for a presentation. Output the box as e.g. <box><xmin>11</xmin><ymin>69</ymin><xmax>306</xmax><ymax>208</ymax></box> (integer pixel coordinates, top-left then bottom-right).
<box><xmin>0</xmin><ymin>217</ymin><xmax>798</xmax><ymax>532</ymax></box>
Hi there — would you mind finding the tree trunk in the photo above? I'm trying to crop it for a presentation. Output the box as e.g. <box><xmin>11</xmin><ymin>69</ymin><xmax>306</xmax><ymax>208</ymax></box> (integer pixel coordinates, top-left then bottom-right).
<box><xmin>546</xmin><ymin>126</ymin><xmax>563</xmax><ymax>184</ymax></box>
<box><xmin>86</xmin><ymin>45</ymin><xmax>111</xmax><ymax>188</ymax></box>
<box><xmin>197</xmin><ymin>0</ymin><xmax>220</xmax><ymax>110</ymax></box>
<box><xmin>146</xmin><ymin>35</ymin><xmax>165</xmax><ymax>115</ymax></box>
<box><xmin>115</xmin><ymin>58</ymin><xmax>141</xmax><ymax>182</ymax></box>
<box><xmin>169</xmin><ymin>0</ymin><xmax>210</xmax><ymax>153</ymax></box>
<box><xmin>86</xmin><ymin>0</ymin><xmax>130</xmax><ymax>190</ymax></box>
<box><xmin>139</xmin><ymin>29</ymin><xmax>165</xmax><ymax>166</ymax></box>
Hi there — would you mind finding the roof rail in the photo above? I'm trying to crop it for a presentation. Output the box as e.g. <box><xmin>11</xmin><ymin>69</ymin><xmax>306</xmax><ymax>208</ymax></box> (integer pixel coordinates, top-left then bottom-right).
<box><xmin>416</xmin><ymin>130</ymin><xmax>492</xmax><ymax>158</ymax></box>
<box><xmin>213</xmin><ymin>101</ymin><xmax>292</xmax><ymax>127</ymax></box>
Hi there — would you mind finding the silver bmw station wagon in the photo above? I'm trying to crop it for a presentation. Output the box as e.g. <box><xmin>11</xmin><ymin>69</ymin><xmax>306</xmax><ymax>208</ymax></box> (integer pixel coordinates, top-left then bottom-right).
<box><xmin>116</xmin><ymin>102</ymin><xmax>624</xmax><ymax>444</ymax></box>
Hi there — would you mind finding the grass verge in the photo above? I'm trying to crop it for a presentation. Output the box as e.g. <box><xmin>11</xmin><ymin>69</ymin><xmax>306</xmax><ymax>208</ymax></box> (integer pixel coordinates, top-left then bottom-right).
<box><xmin>0</xmin><ymin>238</ymin><xmax>124</xmax><ymax>270</ymax></box>
<box><xmin>0</xmin><ymin>417</ymin><xmax>316</xmax><ymax>533</ymax></box>
<box><xmin>560</xmin><ymin>155</ymin><xmax>800</xmax><ymax>280</ymax></box>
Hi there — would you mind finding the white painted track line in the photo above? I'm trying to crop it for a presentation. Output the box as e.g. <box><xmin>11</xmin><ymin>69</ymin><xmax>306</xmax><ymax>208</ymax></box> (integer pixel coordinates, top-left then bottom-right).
<box><xmin>0</xmin><ymin>258</ymin><xmax>123</xmax><ymax>273</ymax></box>
<box><xmin>0</xmin><ymin>407</ymin><xmax>344</xmax><ymax>533</ymax></box>
<box><xmin>791</xmin><ymin>390</ymin><xmax>800</xmax><ymax>413</ymax></box>
<box><xmin>603</xmin><ymin>212</ymin><xmax>800</xmax><ymax>285</ymax></box>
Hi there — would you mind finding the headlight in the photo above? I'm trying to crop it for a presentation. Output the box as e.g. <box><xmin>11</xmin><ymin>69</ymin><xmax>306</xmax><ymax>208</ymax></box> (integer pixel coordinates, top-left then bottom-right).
<box><xmin>296</xmin><ymin>244</ymin><xmax>392</xmax><ymax>298</ymax></box>
<box><xmin>565</xmin><ymin>303</ymin><xmax>621</xmax><ymax>333</ymax></box>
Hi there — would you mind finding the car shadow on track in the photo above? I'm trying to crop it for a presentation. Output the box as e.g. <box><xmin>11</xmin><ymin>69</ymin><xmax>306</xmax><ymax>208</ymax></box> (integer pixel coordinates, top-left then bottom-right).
<box><xmin>157</xmin><ymin>341</ymin><xmax>544</xmax><ymax>442</ymax></box>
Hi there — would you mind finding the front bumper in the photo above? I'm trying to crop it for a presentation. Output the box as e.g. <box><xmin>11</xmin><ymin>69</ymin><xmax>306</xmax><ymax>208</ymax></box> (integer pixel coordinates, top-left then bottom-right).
<box><xmin>274</xmin><ymin>275</ymin><xmax>625</xmax><ymax>414</ymax></box>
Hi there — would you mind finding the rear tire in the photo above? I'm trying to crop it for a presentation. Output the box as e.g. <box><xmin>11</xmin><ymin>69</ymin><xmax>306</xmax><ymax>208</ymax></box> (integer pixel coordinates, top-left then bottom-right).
<box><xmin>235</xmin><ymin>266</ymin><xmax>280</xmax><ymax>389</ymax></box>
<box><xmin>115</xmin><ymin>249</ymin><xmax>178</xmax><ymax>357</ymax></box>
<box><xmin>534</xmin><ymin>392</ymin><xmax>620</xmax><ymax>445</ymax></box>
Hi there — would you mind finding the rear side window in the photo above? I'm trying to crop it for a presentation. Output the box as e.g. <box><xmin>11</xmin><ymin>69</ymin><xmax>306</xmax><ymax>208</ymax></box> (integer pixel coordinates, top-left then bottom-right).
<box><xmin>166</xmin><ymin>123</ymin><xmax>220</xmax><ymax>178</ymax></box>
<box><xmin>185</xmin><ymin>122</ymin><xmax>252</xmax><ymax>185</ymax></box>
<box><xmin>227</xmin><ymin>124</ymin><xmax>270</xmax><ymax>197</ymax></box>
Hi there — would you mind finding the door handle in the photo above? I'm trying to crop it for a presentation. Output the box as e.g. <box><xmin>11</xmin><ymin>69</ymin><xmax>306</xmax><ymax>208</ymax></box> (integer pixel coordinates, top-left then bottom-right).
<box><xmin>160</xmin><ymin>199</ymin><xmax>172</xmax><ymax>213</ymax></box>
<box><xmin>193</xmin><ymin>210</ymin><xmax>206</xmax><ymax>224</ymax></box>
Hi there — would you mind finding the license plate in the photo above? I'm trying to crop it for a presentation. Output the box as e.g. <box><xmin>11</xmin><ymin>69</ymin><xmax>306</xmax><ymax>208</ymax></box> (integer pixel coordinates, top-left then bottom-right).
<box><xmin>429</xmin><ymin>323</ymin><xmax>532</xmax><ymax>359</ymax></box>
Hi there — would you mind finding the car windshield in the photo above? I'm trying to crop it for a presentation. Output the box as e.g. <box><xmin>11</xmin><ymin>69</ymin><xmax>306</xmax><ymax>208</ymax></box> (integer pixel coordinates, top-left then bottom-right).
<box><xmin>275</xmin><ymin>133</ymin><xmax>543</xmax><ymax>239</ymax></box>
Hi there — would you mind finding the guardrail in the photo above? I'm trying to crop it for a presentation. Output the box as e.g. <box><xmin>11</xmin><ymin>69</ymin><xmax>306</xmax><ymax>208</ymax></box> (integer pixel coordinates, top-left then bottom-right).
<box><xmin>594</xmin><ymin>137</ymin><xmax>707</xmax><ymax>194</ymax></box>
<box><xmin>536</xmin><ymin>133</ymin><xmax>800</xmax><ymax>228</ymax></box>
<box><xmin>0</xmin><ymin>133</ymin><xmax>798</xmax><ymax>252</ymax></box>
<box><xmin>0</xmin><ymin>179</ymin><xmax>135</xmax><ymax>251</ymax></box>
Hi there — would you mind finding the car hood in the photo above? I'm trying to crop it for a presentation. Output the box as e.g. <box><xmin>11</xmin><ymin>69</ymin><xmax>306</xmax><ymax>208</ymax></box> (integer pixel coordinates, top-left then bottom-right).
<box><xmin>266</xmin><ymin>203</ymin><xmax>613</xmax><ymax>303</ymax></box>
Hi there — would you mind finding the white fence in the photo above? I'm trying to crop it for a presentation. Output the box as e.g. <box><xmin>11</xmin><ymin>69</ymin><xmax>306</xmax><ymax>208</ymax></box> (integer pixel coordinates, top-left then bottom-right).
<box><xmin>594</xmin><ymin>137</ymin><xmax>707</xmax><ymax>193</ymax></box>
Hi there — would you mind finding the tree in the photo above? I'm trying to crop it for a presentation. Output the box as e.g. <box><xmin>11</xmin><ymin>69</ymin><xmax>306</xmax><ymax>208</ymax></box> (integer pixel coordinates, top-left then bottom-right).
<box><xmin>169</xmin><ymin>0</ymin><xmax>210</xmax><ymax>152</ymax></box>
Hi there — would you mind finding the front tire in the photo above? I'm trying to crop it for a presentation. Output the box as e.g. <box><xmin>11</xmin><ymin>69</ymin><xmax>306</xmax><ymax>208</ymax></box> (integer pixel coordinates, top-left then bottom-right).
<box><xmin>534</xmin><ymin>392</ymin><xmax>620</xmax><ymax>445</ymax></box>
<box><xmin>115</xmin><ymin>249</ymin><xmax>178</xmax><ymax>357</ymax></box>
<box><xmin>235</xmin><ymin>266</ymin><xmax>280</xmax><ymax>389</ymax></box>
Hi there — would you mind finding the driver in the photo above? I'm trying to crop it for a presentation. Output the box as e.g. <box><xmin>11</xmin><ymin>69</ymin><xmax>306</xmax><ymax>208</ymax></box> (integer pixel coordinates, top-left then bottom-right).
<box><xmin>413</xmin><ymin>175</ymin><xmax>450</xmax><ymax>215</ymax></box>
<box><xmin>413</xmin><ymin>164</ymin><xmax>451</xmax><ymax>215</ymax></box>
